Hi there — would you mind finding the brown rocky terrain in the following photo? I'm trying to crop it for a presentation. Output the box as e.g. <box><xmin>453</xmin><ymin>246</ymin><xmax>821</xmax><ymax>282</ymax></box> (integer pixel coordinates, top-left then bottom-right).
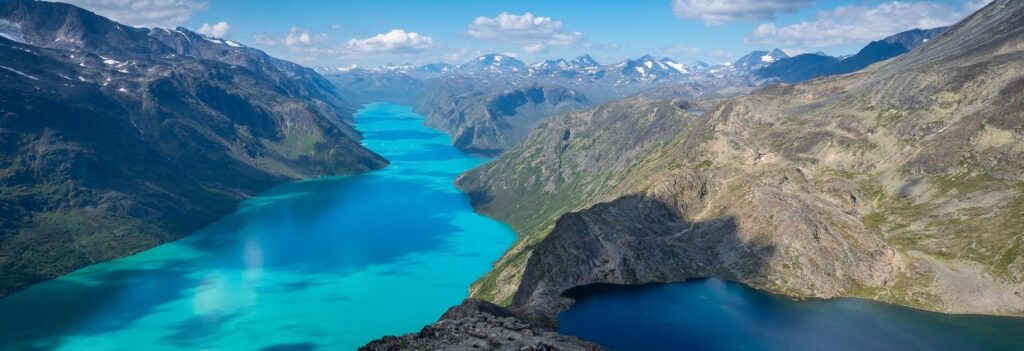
<box><xmin>359</xmin><ymin>299</ymin><xmax>605</xmax><ymax>351</ymax></box>
<box><xmin>457</xmin><ymin>0</ymin><xmax>1024</xmax><ymax>323</ymax></box>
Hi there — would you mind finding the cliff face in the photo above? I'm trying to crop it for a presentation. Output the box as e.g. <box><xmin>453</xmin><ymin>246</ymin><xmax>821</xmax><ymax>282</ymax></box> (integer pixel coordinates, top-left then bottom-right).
<box><xmin>0</xmin><ymin>1</ymin><xmax>386</xmax><ymax>297</ymax></box>
<box><xmin>422</xmin><ymin>85</ymin><xmax>591</xmax><ymax>156</ymax></box>
<box><xmin>458</xmin><ymin>0</ymin><xmax>1024</xmax><ymax>320</ymax></box>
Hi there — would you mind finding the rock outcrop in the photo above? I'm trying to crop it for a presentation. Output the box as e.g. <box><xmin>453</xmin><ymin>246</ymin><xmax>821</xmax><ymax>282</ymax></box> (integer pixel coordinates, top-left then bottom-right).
<box><xmin>359</xmin><ymin>299</ymin><xmax>605</xmax><ymax>351</ymax></box>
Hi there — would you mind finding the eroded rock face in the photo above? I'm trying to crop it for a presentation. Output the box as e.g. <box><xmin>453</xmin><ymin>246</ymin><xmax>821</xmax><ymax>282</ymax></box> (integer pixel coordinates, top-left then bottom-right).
<box><xmin>359</xmin><ymin>299</ymin><xmax>605</xmax><ymax>351</ymax></box>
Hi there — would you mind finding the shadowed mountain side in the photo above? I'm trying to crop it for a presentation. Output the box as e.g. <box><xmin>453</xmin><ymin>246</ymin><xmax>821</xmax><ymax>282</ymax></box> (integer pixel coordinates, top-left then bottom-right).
<box><xmin>755</xmin><ymin>27</ymin><xmax>947</xmax><ymax>84</ymax></box>
<box><xmin>508</xmin><ymin>190</ymin><xmax>897</xmax><ymax>327</ymax></box>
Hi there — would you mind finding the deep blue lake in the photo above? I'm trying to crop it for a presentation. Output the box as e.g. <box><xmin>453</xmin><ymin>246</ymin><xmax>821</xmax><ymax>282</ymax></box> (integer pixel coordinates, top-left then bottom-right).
<box><xmin>558</xmin><ymin>279</ymin><xmax>1024</xmax><ymax>351</ymax></box>
<box><xmin>0</xmin><ymin>103</ymin><xmax>515</xmax><ymax>350</ymax></box>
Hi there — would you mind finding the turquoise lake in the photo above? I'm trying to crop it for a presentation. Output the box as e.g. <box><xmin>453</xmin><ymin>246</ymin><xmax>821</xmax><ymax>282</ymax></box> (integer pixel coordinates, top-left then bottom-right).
<box><xmin>559</xmin><ymin>279</ymin><xmax>1024</xmax><ymax>351</ymax></box>
<box><xmin>0</xmin><ymin>103</ymin><xmax>515</xmax><ymax>350</ymax></box>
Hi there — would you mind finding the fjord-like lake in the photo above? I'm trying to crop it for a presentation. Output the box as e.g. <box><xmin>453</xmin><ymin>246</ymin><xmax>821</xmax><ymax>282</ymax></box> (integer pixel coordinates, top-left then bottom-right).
<box><xmin>2</xmin><ymin>103</ymin><xmax>1023</xmax><ymax>351</ymax></box>
<box><xmin>559</xmin><ymin>279</ymin><xmax>1024</xmax><ymax>351</ymax></box>
<box><xmin>0</xmin><ymin>103</ymin><xmax>514</xmax><ymax>350</ymax></box>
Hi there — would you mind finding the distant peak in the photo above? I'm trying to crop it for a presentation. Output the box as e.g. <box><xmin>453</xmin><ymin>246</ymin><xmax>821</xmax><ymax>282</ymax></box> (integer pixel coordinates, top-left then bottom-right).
<box><xmin>571</xmin><ymin>54</ymin><xmax>600</xmax><ymax>67</ymax></box>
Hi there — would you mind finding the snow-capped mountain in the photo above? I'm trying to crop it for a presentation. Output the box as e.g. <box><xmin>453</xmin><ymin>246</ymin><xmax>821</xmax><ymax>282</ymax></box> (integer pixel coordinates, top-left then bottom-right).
<box><xmin>528</xmin><ymin>58</ymin><xmax>571</xmax><ymax>76</ymax></box>
<box><xmin>732</xmin><ymin>48</ymin><xmax>788</xmax><ymax>71</ymax></box>
<box><xmin>609</xmin><ymin>54</ymin><xmax>689</xmax><ymax>83</ymax></box>
<box><xmin>569</xmin><ymin>54</ymin><xmax>601</xmax><ymax>70</ymax></box>
<box><xmin>461</xmin><ymin>54</ymin><xmax>525</xmax><ymax>73</ymax></box>
<box><xmin>316</xmin><ymin>64</ymin><xmax>362</xmax><ymax>74</ymax></box>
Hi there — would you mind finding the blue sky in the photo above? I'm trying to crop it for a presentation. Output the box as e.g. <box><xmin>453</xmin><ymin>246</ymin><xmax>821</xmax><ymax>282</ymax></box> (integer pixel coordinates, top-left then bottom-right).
<box><xmin>63</xmin><ymin>0</ymin><xmax>990</xmax><ymax>67</ymax></box>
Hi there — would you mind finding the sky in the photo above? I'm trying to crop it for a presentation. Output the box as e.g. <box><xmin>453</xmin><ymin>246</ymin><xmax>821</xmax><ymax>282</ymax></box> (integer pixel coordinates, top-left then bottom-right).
<box><xmin>58</xmin><ymin>0</ymin><xmax>992</xmax><ymax>68</ymax></box>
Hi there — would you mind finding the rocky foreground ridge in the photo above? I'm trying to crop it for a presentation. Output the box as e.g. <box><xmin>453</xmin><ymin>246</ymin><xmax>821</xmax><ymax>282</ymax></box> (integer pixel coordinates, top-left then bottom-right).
<box><xmin>456</xmin><ymin>0</ymin><xmax>1024</xmax><ymax>324</ymax></box>
<box><xmin>360</xmin><ymin>299</ymin><xmax>604</xmax><ymax>351</ymax></box>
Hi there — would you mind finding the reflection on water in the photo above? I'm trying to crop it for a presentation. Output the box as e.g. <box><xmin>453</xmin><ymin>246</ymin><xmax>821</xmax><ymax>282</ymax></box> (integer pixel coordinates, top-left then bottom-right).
<box><xmin>0</xmin><ymin>103</ymin><xmax>515</xmax><ymax>350</ymax></box>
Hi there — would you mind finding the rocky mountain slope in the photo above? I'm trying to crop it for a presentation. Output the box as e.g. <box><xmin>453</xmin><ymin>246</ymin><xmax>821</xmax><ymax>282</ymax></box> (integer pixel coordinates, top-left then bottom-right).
<box><xmin>422</xmin><ymin>84</ymin><xmax>591</xmax><ymax>155</ymax></box>
<box><xmin>457</xmin><ymin>0</ymin><xmax>1024</xmax><ymax>323</ymax></box>
<box><xmin>359</xmin><ymin>299</ymin><xmax>605</xmax><ymax>351</ymax></box>
<box><xmin>756</xmin><ymin>27</ymin><xmax>947</xmax><ymax>83</ymax></box>
<box><xmin>0</xmin><ymin>1</ymin><xmax>386</xmax><ymax>297</ymax></box>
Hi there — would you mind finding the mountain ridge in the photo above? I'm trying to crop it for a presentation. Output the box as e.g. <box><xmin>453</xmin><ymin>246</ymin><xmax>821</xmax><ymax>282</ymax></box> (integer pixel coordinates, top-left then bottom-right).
<box><xmin>455</xmin><ymin>0</ymin><xmax>1024</xmax><ymax>323</ymax></box>
<box><xmin>0</xmin><ymin>0</ymin><xmax>386</xmax><ymax>298</ymax></box>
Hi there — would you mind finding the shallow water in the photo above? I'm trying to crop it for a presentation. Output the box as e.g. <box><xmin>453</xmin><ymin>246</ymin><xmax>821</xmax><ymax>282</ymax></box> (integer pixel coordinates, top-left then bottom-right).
<box><xmin>0</xmin><ymin>103</ymin><xmax>515</xmax><ymax>350</ymax></box>
<box><xmin>559</xmin><ymin>279</ymin><xmax>1024</xmax><ymax>351</ymax></box>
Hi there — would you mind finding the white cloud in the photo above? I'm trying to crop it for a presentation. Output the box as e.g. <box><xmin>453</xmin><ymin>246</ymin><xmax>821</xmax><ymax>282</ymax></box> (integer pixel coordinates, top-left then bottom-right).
<box><xmin>345</xmin><ymin>29</ymin><xmax>435</xmax><ymax>54</ymax></box>
<box><xmin>467</xmin><ymin>12</ymin><xmax>583</xmax><ymax>53</ymax></box>
<box><xmin>60</xmin><ymin>0</ymin><xmax>208</xmax><ymax>28</ymax></box>
<box><xmin>196</xmin><ymin>21</ymin><xmax>230</xmax><ymax>38</ymax></box>
<box><xmin>443</xmin><ymin>47</ymin><xmax>484</xmax><ymax>62</ymax></box>
<box><xmin>671</xmin><ymin>0</ymin><xmax>816</xmax><ymax>25</ymax></box>
<box><xmin>745</xmin><ymin>1</ymin><xmax>967</xmax><ymax>48</ymax></box>
<box><xmin>963</xmin><ymin>0</ymin><xmax>993</xmax><ymax>13</ymax></box>
<box><xmin>252</xmin><ymin>27</ymin><xmax>328</xmax><ymax>47</ymax></box>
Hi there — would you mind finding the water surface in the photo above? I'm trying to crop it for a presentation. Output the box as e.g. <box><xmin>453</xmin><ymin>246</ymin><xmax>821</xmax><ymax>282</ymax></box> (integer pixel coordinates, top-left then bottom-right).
<box><xmin>0</xmin><ymin>102</ymin><xmax>515</xmax><ymax>350</ymax></box>
<box><xmin>559</xmin><ymin>279</ymin><xmax>1024</xmax><ymax>351</ymax></box>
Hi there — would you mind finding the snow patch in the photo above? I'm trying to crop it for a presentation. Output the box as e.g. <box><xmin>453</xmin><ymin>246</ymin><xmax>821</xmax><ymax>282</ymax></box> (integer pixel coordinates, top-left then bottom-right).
<box><xmin>663</xmin><ymin>60</ymin><xmax>689</xmax><ymax>74</ymax></box>
<box><xmin>0</xmin><ymin>19</ymin><xmax>25</xmax><ymax>44</ymax></box>
<box><xmin>0</xmin><ymin>65</ymin><xmax>37</xmax><ymax>80</ymax></box>
<box><xmin>100</xmin><ymin>56</ymin><xmax>124</xmax><ymax>66</ymax></box>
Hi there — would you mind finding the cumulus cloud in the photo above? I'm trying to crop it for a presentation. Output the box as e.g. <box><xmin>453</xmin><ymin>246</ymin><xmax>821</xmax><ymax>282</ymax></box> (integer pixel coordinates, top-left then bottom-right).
<box><xmin>345</xmin><ymin>29</ymin><xmax>435</xmax><ymax>54</ymax></box>
<box><xmin>196</xmin><ymin>21</ymin><xmax>230</xmax><ymax>38</ymax></box>
<box><xmin>745</xmin><ymin>1</ymin><xmax>968</xmax><ymax>48</ymax></box>
<box><xmin>60</xmin><ymin>0</ymin><xmax>208</xmax><ymax>28</ymax></box>
<box><xmin>443</xmin><ymin>47</ymin><xmax>484</xmax><ymax>62</ymax></box>
<box><xmin>252</xmin><ymin>27</ymin><xmax>328</xmax><ymax>47</ymax></box>
<box><xmin>671</xmin><ymin>0</ymin><xmax>816</xmax><ymax>25</ymax></box>
<box><xmin>467</xmin><ymin>12</ymin><xmax>583</xmax><ymax>53</ymax></box>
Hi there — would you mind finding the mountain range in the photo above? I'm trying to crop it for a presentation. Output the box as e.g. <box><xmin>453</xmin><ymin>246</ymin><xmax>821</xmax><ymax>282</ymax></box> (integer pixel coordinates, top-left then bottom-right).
<box><xmin>323</xmin><ymin>27</ymin><xmax>950</xmax><ymax>157</ymax></box>
<box><xmin>756</xmin><ymin>27</ymin><xmax>948</xmax><ymax>83</ymax></box>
